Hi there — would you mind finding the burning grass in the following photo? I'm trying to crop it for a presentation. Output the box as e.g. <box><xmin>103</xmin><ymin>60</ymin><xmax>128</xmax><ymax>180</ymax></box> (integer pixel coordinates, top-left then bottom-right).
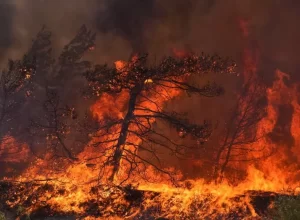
<box><xmin>0</xmin><ymin>179</ymin><xmax>298</xmax><ymax>219</ymax></box>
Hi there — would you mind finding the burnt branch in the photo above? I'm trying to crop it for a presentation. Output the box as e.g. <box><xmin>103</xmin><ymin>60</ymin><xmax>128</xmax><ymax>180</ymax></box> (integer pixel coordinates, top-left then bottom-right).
<box><xmin>29</xmin><ymin>88</ymin><xmax>78</xmax><ymax>161</ymax></box>
<box><xmin>24</xmin><ymin>25</ymin><xmax>96</xmax><ymax>163</ymax></box>
<box><xmin>213</xmin><ymin>75</ymin><xmax>268</xmax><ymax>183</ymax></box>
<box><xmin>84</xmin><ymin>53</ymin><xmax>236</xmax><ymax>184</ymax></box>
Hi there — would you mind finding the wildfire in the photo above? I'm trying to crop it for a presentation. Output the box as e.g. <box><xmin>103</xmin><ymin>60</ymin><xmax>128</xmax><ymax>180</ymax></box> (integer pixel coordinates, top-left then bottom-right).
<box><xmin>1</xmin><ymin>22</ymin><xmax>300</xmax><ymax>219</ymax></box>
<box><xmin>5</xmin><ymin>62</ymin><xmax>299</xmax><ymax>218</ymax></box>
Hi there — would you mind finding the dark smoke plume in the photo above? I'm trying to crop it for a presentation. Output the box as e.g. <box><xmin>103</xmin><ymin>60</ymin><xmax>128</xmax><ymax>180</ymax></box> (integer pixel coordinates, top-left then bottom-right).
<box><xmin>97</xmin><ymin>0</ymin><xmax>156</xmax><ymax>52</ymax></box>
<box><xmin>96</xmin><ymin>0</ymin><xmax>215</xmax><ymax>53</ymax></box>
<box><xmin>0</xmin><ymin>0</ymin><xmax>14</xmax><ymax>60</ymax></box>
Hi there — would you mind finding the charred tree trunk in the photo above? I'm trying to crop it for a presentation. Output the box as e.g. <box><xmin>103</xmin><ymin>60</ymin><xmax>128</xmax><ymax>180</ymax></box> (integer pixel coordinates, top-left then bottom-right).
<box><xmin>109</xmin><ymin>84</ymin><xmax>143</xmax><ymax>182</ymax></box>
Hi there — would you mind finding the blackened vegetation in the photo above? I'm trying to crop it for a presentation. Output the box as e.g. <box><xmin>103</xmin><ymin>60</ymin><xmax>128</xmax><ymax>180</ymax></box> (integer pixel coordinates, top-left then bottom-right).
<box><xmin>0</xmin><ymin>23</ymin><xmax>237</xmax><ymax>182</ymax></box>
<box><xmin>0</xmin><ymin>44</ymin><xmax>36</xmax><ymax>165</ymax></box>
<box><xmin>0</xmin><ymin>22</ymin><xmax>239</xmax><ymax>187</ymax></box>
<box><xmin>213</xmin><ymin>75</ymin><xmax>268</xmax><ymax>183</ymax></box>
<box><xmin>84</xmin><ymin>52</ymin><xmax>236</xmax><ymax>182</ymax></box>
<box><xmin>26</xmin><ymin>25</ymin><xmax>94</xmax><ymax>161</ymax></box>
<box><xmin>0</xmin><ymin>25</ymin><xmax>96</xmax><ymax>174</ymax></box>
<box><xmin>29</xmin><ymin>89</ymin><xmax>79</xmax><ymax>161</ymax></box>
<box><xmin>0</xmin><ymin>181</ymin><xmax>292</xmax><ymax>219</ymax></box>
<box><xmin>55</xmin><ymin>26</ymin><xmax>95</xmax><ymax>84</ymax></box>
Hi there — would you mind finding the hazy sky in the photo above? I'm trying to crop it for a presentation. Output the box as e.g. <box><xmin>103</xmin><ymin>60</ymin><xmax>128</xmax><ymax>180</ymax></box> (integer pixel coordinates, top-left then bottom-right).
<box><xmin>0</xmin><ymin>0</ymin><xmax>299</xmax><ymax>81</ymax></box>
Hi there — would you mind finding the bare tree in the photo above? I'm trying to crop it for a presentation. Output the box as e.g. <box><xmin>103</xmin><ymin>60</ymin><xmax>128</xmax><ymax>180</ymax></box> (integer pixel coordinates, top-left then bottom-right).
<box><xmin>83</xmin><ymin>53</ymin><xmax>236</xmax><ymax>183</ymax></box>
<box><xmin>29</xmin><ymin>88</ymin><xmax>79</xmax><ymax>161</ymax></box>
<box><xmin>213</xmin><ymin>75</ymin><xmax>268</xmax><ymax>183</ymax></box>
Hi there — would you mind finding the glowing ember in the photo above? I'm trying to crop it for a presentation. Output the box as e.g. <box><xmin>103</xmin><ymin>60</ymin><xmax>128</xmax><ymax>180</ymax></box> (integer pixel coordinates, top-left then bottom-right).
<box><xmin>144</xmin><ymin>78</ymin><xmax>153</xmax><ymax>84</ymax></box>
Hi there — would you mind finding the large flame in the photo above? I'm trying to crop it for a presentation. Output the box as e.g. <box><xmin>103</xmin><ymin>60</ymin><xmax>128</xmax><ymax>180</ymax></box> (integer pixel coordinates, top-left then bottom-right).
<box><xmin>9</xmin><ymin>63</ymin><xmax>299</xmax><ymax>218</ymax></box>
<box><xmin>1</xmin><ymin>19</ymin><xmax>300</xmax><ymax>219</ymax></box>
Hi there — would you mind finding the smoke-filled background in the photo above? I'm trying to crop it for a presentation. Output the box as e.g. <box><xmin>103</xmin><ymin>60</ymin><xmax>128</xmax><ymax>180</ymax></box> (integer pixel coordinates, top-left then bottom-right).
<box><xmin>0</xmin><ymin>0</ymin><xmax>299</xmax><ymax>178</ymax></box>
<box><xmin>1</xmin><ymin>0</ymin><xmax>299</xmax><ymax>74</ymax></box>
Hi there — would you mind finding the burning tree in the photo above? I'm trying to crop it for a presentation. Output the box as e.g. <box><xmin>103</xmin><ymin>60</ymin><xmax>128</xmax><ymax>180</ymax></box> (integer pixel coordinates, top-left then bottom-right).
<box><xmin>213</xmin><ymin>75</ymin><xmax>268</xmax><ymax>183</ymax></box>
<box><xmin>29</xmin><ymin>88</ymin><xmax>79</xmax><ymax>161</ymax></box>
<box><xmin>84</xmin><ymin>53</ymin><xmax>236</xmax><ymax>183</ymax></box>
<box><xmin>0</xmin><ymin>44</ymin><xmax>36</xmax><ymax>162</ymax></box>
<box><xmin>26</xmin><ymin>25</ymin><xmax>95</xmax><ymax>161</ymax></box>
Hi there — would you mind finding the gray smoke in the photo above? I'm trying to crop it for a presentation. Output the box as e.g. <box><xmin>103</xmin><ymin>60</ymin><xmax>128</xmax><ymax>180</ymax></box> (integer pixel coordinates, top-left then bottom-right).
<box><xmin>0</xmin><ymin>0</ymin><xmax>14</xmax><ymax>60</ymax></box>
<box><xmin>2</xmin><ymin>0</ymin><xmax>299</xmax><ymax>77</ymax></box>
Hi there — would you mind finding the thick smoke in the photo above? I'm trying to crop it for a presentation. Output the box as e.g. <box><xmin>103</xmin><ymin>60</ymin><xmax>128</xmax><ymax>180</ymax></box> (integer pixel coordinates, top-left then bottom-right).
<box><xmin>0</xmin><ymin>0</ymin><xmax>14</xmax><ymax>60</ymax></box>
<box><xmin>96</xmin><ymin>0</ymin><xmax>156</xmax><ymax>52</ymax></box>
<box><xmin>96</xmin><ymin>0</ymin><xmax>216</xmax><ymax>53</ymax></box>
<box><xmin>2</xmin><ymin>0</ymin><xmax>99</xmax><ymax>62</ymax></box>
<box><xmin>3</xmin><ymin>0</ymin><xmax>300</xmax><ymax>74</ymax></box>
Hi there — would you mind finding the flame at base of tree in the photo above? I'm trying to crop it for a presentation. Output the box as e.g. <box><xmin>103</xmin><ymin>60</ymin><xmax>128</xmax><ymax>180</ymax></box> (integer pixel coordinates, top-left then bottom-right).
<box><xmin>1</xmin><ymin>25</ymin><xmax>300</xmax><ymax>219</ymax></box>
<box><xmin>1</xmin><ymin>67</ymin><xmax>299</xmax><ymax>219</ymax></box>
<box><xmin>0</xmin><ymin>180</ymin><xmax>291</xmax><ymax>219</ymax></box>
<box><xmin>1</xmin><ymin>169</ymin><xmax>299</xmax><ymax>219</ymax></box>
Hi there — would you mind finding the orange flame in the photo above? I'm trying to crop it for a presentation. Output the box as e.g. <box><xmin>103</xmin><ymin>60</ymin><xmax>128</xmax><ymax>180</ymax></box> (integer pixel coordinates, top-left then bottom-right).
<box><xmin>4</xmin><ymin>32</ymin><xmax>300</xmax><ymax>217</ymax></box>
<box><xmin>0</xmin><ymin>136</ymin><xmax>29</xmax><ymax>163</ymax></box>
